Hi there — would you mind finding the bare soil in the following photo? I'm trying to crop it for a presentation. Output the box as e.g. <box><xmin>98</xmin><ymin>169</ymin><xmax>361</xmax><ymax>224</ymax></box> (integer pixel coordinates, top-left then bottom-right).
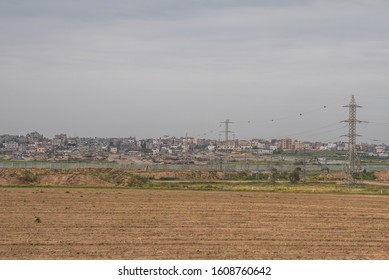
<box><xmin>0</xmin><ymin>188</ymin><xmax>388</xmax><ymax>260</ymax></box>
<box><xmin>0</xmin><ymin>169</ymin><xmax>224</xmax><ymax>186</ymax></box>
<box><xmin>2</xmin><ymin>168</ymin><xmax>389</xmax><ymax>187</ymax></box>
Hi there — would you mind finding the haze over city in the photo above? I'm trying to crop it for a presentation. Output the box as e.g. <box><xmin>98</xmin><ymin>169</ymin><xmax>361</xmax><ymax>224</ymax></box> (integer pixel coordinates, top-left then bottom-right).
<box><xmin>1</xmin><ymin>0</ymin><xmax>389</xmax><ymax>143</ymax></box>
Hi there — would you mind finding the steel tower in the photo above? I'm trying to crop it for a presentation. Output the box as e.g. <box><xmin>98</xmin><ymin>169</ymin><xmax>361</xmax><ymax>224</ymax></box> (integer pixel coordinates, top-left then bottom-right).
<box><xmin>342</xmin><ymin>95</ymin><xmax>362</xmax><ymax>183</ymax></box>
<box><xmin>220</xmin><ymin>119</ymin><xmax>234</xmax><ymax>143</ymax></box>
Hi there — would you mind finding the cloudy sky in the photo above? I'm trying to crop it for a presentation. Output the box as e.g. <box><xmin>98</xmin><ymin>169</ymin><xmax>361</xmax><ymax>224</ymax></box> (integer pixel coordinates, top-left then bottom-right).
<box><xmin>1</xmin><ymin>0</ymin><xmax>389</xmax><ymax>143</ymax></box>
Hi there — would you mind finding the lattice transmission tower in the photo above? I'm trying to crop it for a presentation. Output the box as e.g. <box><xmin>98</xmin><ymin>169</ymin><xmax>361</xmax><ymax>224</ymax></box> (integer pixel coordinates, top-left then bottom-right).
<box><xmin>220</xmin><ymin>119</ymin><xmax>234</xmax><ymax>143</ymax></box>
<box><xmin>342</xmin><ymin>95</ymin><xmax>363</xmax><ymax>184</ymax></box>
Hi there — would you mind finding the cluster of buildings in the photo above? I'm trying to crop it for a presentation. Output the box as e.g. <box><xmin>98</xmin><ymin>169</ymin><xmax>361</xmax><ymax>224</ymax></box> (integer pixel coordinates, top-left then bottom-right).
<box><xmin>275</xmin><ymin>138</ymin><xmax>388</xmax><ymax>157</ymax></box>
<box><xmin>0</xmin><ymin>132</ymin><xmax>388</xmax><ymax>163</ymax></box>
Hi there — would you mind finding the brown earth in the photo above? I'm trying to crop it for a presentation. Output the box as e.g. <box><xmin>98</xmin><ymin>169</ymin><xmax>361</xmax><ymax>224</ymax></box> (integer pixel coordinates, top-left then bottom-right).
<box><xmin>0</xmin><ymin>187</ymin><xmax>388</xmax><ymax>260</ymax></box>
<box><xmin>0</xmin><ymin>168</ymin><xmax>225</xmax><ymax>186</ymax></box>
<box><xmin>374</xmin><ymin>170</ymin><xmax>389</xmax><ymax>181</ymax></box>
<box><xmin>2</xmin><ymin>168</ymin><xmax>389</xmax><ymax>187</ymax></box>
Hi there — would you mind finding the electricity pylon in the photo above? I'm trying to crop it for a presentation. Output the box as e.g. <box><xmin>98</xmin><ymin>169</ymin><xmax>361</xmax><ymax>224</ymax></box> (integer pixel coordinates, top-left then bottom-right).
<box><xmin>220</xmin><ymin>119</ymin><xmax>234</xmax><ymax>143</ymax></box>
<box><xmin>342</xmin><ymin>95</ymin><xmax>363</xmax><ymax>185</ymax></box>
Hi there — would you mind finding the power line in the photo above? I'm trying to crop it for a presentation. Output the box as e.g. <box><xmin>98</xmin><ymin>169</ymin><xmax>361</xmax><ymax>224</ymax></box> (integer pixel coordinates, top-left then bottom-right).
<box><xmin>286</xmin><ymin>122</ymin><xmax>346</xmax><ymax>138</ymax></box>
<box><xmin>298</xmin><ymin>125</ymin><xmax>349</xmax><ymax>140</ymax></box>
<box><xmin>365</xmin><ymin>121</ymin><xmax>389</xmax><ymax>127</ymax></box>
<box><xmin>266</xmin><ymin>96</ymin><xmax>349</xmax><ymax>123</ymax></box>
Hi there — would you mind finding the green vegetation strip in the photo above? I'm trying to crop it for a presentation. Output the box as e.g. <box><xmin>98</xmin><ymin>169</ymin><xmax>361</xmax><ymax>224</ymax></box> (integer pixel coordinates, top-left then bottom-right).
<box><xmin>1</xmin><ymin>182</ymin><xmax>388</xmax><ymax>195</ymax></box>
<box><xmin>126</xmin><ymin>181</ymin><xmax>389</xmax><ymax>195</ymax></box>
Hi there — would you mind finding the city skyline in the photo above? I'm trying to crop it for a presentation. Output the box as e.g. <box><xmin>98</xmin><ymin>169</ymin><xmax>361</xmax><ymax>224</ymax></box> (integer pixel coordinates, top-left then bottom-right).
<box><xmin>1</xmin><ymin>123</ymin><xmax>388</xmax><ymax>146</ymax></box>
<box><xmin>1</xmin><ymin>1</ymin><xmax>389</xmax><ymax>142</ymax></box>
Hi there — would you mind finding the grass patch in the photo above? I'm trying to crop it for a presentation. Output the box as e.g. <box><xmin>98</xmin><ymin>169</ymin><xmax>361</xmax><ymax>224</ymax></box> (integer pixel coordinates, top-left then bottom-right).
<box><xmin>34</xmin><ymin>215</ymin><xmax>41</xmax><ymax>223</ymax></box>
<box><xmin>159</xmin><ymin>177</ymin><xmax>177</xmax><ymax>181</ymax></box>
<box><xmin>126</xmin><ymin>181</ymin><xmax>389</xmax><ymax>195</ymax></box>
<box><xmin>1</xmin><ymin>177</ymin><xmax>388</xmax><ymax>195</ymax></box>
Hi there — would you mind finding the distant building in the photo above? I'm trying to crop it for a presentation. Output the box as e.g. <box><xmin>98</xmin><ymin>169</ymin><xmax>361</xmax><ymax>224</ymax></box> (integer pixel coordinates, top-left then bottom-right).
<box><xmin>327</xmin><ymin>143</ymin><xmax>337</xmax><ymax>150</ymax></box>
<box><xmin>26</xmin><ymin>131</ymin><xmax>43</xmax><ymax>144</ymax></box>
<box><xmin>4</xmin><ymin>141</ymin><xmax>19</xmax><ymax>152</ymax></box>
<box><xmin>293</xmin><ymin>140</ymin><xmax>310</xmax><ymax>151</ymax></box>
<box><xmin>256</xmin><ymin>149</ymin><xmax>273</xmax><ymax>155</ymax></box>
<box><xmin>280</xmin><ymin>138</ymin><xmax>293</xmax><ymax>151</ymax></box>
<box><xmin>239</xmin><ymin>140</ymin><xmax>252</xmax><ymax>151</ymax></box>
<box><xmin>207</xmin><ymin>145</ymin><xmax>216</xmax><ymax>151</ymax></box>
<box><xmin>376</xmin><ymin>145</ymin><xmax>386</xmax><ymax>154</ymax></box>
<box><xmin>36</xmin><ymin>147</ymin><xmax>46</xmax><ymax>153</ymax></box>
<box><xmin>52</xmin><ymin>134</ymin><xmax>67</xmax><ymax>147</ymax></box>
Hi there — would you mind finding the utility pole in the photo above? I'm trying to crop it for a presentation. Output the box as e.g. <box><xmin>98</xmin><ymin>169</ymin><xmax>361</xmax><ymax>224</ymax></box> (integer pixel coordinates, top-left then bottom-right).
<box><xmin>184</xmin><ymin>132</ymin><xmax>189</xmax><ymax>167</ymax></box>
<box><xmin>342</xmin><ymin>95</ymin><xmax>363</xmax><ymax>185</ymax></box>
<box><xmin>324</xmin><ymin>157</ymin><xmax>328</xmax><ymax>182</ymax></box>
<box><xmin>302</xmin><ymin>148</ymin><xmax>306</xmax><ymax>182</ymax></box>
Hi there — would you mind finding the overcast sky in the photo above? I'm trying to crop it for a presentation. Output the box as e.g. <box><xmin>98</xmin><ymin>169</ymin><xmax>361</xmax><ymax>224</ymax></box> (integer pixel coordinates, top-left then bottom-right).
<box><xmin>1</xmin><ymin>0</ymin><xmax>389</xmax><ymax>143</ymax></box>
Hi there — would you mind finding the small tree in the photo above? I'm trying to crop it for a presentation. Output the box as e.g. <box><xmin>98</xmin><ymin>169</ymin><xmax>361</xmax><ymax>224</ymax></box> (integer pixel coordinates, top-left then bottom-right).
<box><xmin>289</xmin><ymin>167</ymin><xmax>301</xmax><ymax>184</ymax></box>
<box><xmin>269</xmin><ymin>167</ymin><xmax>278</xmax><ymax>183</ymax></box>
<box><xmin>321</xmin><ymin>167</ymin><xmax>330</xmax><ymax>182</ymax></box>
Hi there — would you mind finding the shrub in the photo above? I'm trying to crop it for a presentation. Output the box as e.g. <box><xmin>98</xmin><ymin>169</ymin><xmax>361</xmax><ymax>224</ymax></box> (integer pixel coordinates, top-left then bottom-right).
<box><xmin>226</xmin><ymin>171</ymin><xmax>255</xmax><ymax>180</ymax></box>
<box><xmin>289</xmin><ymin>168</ymin><xmax>301</xmax><ymax>184</ymax></box>
<box><xmin>98</xmin><ymin>169</ymin><xmax>127</xmax><ymax>185</ymax></box>
<box><xmin>353</xmin><ymin>170</ymin><xmax>377</xmax><ymax>180</ymax></box>
<box><xmin>255</xmin><ymin>172</ymin><xmax>270</xmax><ymax>180</ymax></box>
<box><xmin>34</xmin><ymin>215</ymin><xmax>41</xmax><ymax>223</ymax></box>
<box><xmin>159</xmin><ymin>177</ymin><xmax>176</xmax><ymax>181</ymax></box>
<box><xmin>19</xmin><ymin>170</ymin><xmax>38</xmax><ymax>183</ymax></box>
<box><xmin>277</xmin><ymin>171</ymin><xmax>290</xmax><ymax>180</ymax></box>
<box><xmin>269</xmin><ymin>168</ymin><xmax>278</xmax><ymax>183</ymax></box>
<box><xmin>127</xmin><ymin>175</ymin><xmax>149</xmax><ymax>187</ymax></box>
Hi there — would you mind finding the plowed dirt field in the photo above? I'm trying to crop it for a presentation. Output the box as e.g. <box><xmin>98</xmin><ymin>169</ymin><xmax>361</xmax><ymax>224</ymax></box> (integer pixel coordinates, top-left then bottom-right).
<box><xmin>0</xmin><ymin>187</ymin><xmax>388</xmax><ymax>259</ymax></box>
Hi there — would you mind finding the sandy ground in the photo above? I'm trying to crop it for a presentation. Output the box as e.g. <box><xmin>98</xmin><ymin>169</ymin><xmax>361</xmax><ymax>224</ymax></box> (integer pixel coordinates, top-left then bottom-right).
<box><xmin>0</xmin><ymin>169</ymin><xmax>225</xmax><ymax>186</ymax></box>
<box><xmin>0</xmin><ymin>188</ymin><xmax>388</xmax><ymax>260</ymax></box>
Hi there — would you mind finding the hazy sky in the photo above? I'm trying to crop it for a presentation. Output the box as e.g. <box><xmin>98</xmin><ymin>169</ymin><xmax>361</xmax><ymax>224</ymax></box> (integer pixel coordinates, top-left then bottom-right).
<box><xmin>1</xmin><ymin>0</ymin><xmax>389</xmax><ymax>143</ymax></box>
